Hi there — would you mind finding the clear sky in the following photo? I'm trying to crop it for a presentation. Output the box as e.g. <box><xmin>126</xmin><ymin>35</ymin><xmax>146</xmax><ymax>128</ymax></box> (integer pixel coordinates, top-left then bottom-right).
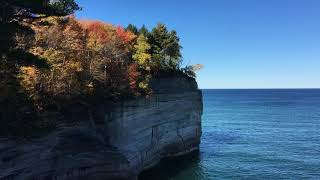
<box><xmin>75</xmin><ymin>0</ymin><xmax>320</xmax><ymax>89</ymax></box>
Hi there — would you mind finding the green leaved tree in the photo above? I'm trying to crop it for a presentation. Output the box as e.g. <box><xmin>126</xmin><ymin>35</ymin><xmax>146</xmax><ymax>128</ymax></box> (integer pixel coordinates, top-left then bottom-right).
<box><xmin>0</xmin><ymin>0</ymin><xmax>80</xmax><ymax>55</ymax></box>
<box><xmin>148</xmin><ymin>23</ymin><xmax>182</xmax><ymax>71</ymax></box>
<box><xmin>126</xmin><ymin>24</ymin><xmax>138</xmax><ymax>35</ymax></box>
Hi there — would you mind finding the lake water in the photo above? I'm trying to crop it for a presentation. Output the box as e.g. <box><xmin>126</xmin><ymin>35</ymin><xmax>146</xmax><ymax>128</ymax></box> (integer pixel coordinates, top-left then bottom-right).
<box><xmin>139</xmin><ymin>89</ymin><xmax>320</xmax><ymax>179</ymax></box>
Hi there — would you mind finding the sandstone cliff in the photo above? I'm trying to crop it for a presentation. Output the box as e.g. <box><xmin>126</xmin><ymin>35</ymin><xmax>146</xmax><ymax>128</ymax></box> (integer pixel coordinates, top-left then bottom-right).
<box><xmin>0</xmin><ymin>76</ymin><xmax>203</xmax><ymax>180</ymax></box>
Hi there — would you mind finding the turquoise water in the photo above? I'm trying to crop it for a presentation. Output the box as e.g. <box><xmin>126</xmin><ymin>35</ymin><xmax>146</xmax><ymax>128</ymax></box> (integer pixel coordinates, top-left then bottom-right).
<box><xmin>140</xmin><ymin>89</ymin><xmax>320</xmax><ymax>179</ymax></box>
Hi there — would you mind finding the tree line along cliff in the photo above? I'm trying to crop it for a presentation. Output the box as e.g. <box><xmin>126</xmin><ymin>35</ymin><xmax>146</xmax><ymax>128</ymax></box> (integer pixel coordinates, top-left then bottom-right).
<box><xmin>0</xmin><ymin>0</ymin><xmax>202</xmax><ymax>136</ymax></box>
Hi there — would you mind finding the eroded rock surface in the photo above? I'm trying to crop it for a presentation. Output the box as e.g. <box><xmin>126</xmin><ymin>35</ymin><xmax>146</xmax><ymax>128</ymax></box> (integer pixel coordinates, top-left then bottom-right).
<box><xmin>0</xmin><ymin>77</ymin><xmax>203</xmax><ymax>180</ymax></box>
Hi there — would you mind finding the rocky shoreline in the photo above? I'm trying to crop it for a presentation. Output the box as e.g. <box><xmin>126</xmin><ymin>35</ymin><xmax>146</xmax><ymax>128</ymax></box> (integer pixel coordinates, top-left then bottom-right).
<box><xmin>0</xmin><ymin>77</ymin><xmax>203</xmax><ymax>180</ymax></box>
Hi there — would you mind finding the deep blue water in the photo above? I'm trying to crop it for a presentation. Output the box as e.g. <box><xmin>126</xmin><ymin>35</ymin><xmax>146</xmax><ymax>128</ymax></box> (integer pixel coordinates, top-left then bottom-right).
<box><xmin>140</xmin><ymin>89</ymin><xmax>320</xmax><ymax>180</ymax></box>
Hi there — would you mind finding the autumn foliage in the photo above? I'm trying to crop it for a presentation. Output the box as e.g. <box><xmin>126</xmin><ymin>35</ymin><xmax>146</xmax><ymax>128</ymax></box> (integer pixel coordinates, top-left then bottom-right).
<box><xmin>25</xmin><ymin>17</ymin><xmax>144</xmax><ymax>102</ymax></box>
<box><xmin>1</xmin><ymin>14</ymin><xmax>200</xmax><ymax>136</ymax></box>
<box><xmin>15</xmin><ymin>16</ymin><xmax>196</xmax><ymax>105</ymax></box>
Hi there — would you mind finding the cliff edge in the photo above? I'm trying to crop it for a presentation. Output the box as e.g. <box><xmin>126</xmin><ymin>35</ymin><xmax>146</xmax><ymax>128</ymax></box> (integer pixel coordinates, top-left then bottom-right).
<box><xmin>0</xmin><ymin>76</ymin><xmax>203</xmax><ymax>180</ymax></box>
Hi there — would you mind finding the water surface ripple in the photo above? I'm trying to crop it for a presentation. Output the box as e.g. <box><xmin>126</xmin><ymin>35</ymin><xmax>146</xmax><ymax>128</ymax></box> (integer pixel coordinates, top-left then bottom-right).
<box><xmin>139</xmin><ymin>89</ymin><xmax>320</xmax><ymax>180</ymax></box>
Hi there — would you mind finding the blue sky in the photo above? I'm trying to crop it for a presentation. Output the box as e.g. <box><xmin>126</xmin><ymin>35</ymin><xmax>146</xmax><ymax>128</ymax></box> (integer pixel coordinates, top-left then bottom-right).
<box><xmin>75</xmin><ymin>0</ymin><xmax>320</xmax><ymax>89</ymax></box>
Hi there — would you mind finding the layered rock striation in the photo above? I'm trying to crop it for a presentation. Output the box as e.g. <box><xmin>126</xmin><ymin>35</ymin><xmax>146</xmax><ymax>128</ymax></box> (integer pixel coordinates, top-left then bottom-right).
<box><xmin>0</xmin><ymin>76</ymin><xmax>203</xmax><ymax>180</ymax></box>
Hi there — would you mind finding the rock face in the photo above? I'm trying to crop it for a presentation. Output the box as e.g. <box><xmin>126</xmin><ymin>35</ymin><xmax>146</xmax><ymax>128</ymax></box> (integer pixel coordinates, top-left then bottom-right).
<box><xmin>0</xmin><ymin>77</ymin><xmax>203</xmax><ymax>180</ymax></box>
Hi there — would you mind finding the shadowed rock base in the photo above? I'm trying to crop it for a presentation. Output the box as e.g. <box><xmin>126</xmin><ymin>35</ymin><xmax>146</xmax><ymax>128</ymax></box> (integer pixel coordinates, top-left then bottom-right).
<box><xmin>0</xmin><ymin>77</ymin><xmax>203</xmax><ymax>180</ymax></box>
